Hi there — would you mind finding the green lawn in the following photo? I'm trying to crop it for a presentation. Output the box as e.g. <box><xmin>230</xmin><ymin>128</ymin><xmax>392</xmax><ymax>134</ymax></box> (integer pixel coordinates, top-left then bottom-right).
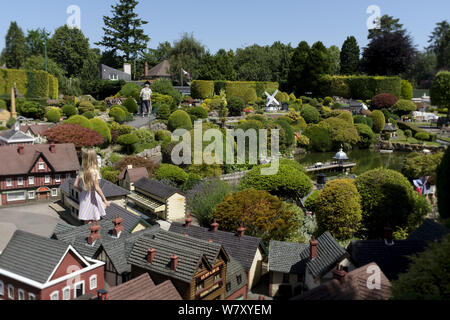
<box><xmin>392</xmin><ymin>129</ymin><xmax>441</xmax><ymax>146</ymax></box>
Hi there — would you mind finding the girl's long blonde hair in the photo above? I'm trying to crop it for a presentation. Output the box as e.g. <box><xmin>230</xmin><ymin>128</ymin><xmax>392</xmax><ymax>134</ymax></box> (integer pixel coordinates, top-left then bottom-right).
<box><xmin>81</xmin><ymin>149</ymin><xmax>99</xmax><ymax>191</ymax></box>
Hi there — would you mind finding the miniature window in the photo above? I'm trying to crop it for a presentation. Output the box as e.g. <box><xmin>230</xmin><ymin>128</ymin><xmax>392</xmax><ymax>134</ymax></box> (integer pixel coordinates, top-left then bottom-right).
<box><xmin>38</xmin><ymin>162</ymin><xmax>45</xmax><ymax>170</ymax></box>
<box><xmin>55</xmin><ymin>175</ymin><xmax>61</xmax><ymax>183</ymax></box>
<box><xmin>226</xmin><ymin>282</ymin><xmax>231</xmax><ymax>292</ymax></box>
<box><xmin>28</xmin><ymin>176</ymin><xmax>35</xmax><ymax>185</ymax></box>
<box><xmin>28</xmin><ymin>191</ymin><xmax>36</xmax><ymax>199</ymax></box>
<box><xmin>63</xmin><ymin>287</ymin><xmax>70</xmax><ymax>300</ymax></box>
<box><xmin>196</xmin><ymin>282</ymin><xmax>204</xmax><ymax>292</ymax></box>
<box><xmin>18</xmin><ymin>289</ymin><xmax>25</xmax><ymax>300</ymax></box>
<box><xmin>45</xmin><ymin>175</ymin><xmax>51</xmax><ymax>184</ymax></box>
<box><xmin>50</xmin><ymin>291</ymin><xmax>59</xmax><ymax>300</ymax></box>
<box><xmin>51</xmin><ymin>189</ymin><xmax>58</xmax><ymax>197</ymax></box>
<box><xmin>90</xmin><ymin>275</ymin><xmax>97</xmax><ymax>290</ymax></box>
<box><xmin>8</xmin><ymin>285</ymin><xmax>14</xmax><ymax>299</ymax></box>
<box><xmin>6</xmin><ymin>178</ymin><xmax>12</xmax><ymax>187</ymax></box>
<box><xmin>28</xmin><ymin>293</ymin><xmax>35</xmax><ymax>300</ymax></box>
<box><xmin>18</xmin><ymin>177</ymin><xmax>24</xmax><ymax>186</ymax></box>
<box><xmin>236</xmin><ymin>275</ymin><xmax>242</xmax><ymax>285</ymax></box>
<box><xmin>0</xmin><ymin>281</ymin><xmax>4</xmax><ymax>296</ymax></box>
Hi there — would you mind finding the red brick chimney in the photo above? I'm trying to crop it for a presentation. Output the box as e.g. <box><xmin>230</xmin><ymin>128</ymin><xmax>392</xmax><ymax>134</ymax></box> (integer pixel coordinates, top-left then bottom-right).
<box><xmin>185</xmin><ymin>213</ymin><xmax>192</xmax><ymax>227</ymax></box>
<box><xmin>144</xmin><ymin>62</ymin><xmax>149</xmax><ymax>77</ymax></box>
<box><xmin>310</xmin><ymin>236</ymin><xmax>318</xmax><ymax>259</ymax></box>
<box><xmin>18</xmin><ymin>145</ymin><xmax>25</xmax><ymax>155</ymax></box>
<box><xmin>332</xmin><ymin>264</ymin><xmax>347</xmax><ymax>282</ymax></box>
<box><xmin>211</xmin><ymin>219</ymin><xmax>219</xmax><ymax>232</ymax></box>
<box><xmin>237</xmin><ymin>224</ymin><xmax>246</xmax><ymax>238</ymax></box>
<box><xmin>88</xmin><ymin>222</ymin><xmax>101</xmax><ymax>245</ymax></box>
<box><xmin>112</xmin><ymin>214</ymin><xmax>124</xmax><ymax>237</ymax></box>
<box><xmin>50</xmin><ymin>143</ymin><xmax>56</xmax><ymax>153</ymax></box>
<box><xmin>147</xmin><ymin>247</ymin><xmax>156</xmax><ymax>264</ymax></box>
<box><xmin>170</xmin><ymin>254</ymin><xmax>179</xmax><ymax>271</ymax></box>
<box><xmin>384</xmin><ymin>225</ymin><xmax>394</xmax><ymax>245</ymax></box>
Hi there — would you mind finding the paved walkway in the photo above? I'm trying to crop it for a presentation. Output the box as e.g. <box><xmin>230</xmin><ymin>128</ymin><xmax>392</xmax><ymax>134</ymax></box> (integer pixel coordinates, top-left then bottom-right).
<box><xmin>125</xmin><ymin>115</ymin><xmax>156</xmax><ymax>129</ymax></box>
<box><xmin>0</xmin><ymin>203</ymin><xmax>67</xmax><ymax>253</ymax></box>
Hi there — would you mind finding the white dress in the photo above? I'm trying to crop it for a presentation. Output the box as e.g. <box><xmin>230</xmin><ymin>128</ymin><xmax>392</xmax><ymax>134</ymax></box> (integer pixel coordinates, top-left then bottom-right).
<box><xmin>77</xmin><ymin>170</ymin><xmax>106</xmax><ymax>221</ymax></box>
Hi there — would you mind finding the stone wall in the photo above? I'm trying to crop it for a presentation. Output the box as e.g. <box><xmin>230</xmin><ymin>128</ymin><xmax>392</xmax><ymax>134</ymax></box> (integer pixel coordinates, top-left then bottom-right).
<box><xmin>137</xmin><ymin>145</ymin><xmax>162</xmax><ymax>164</ymax></box>
<box><xmin>377</xmin><ymin>141</ymin><xmax>445</xmax><ymax>153</ymax></box>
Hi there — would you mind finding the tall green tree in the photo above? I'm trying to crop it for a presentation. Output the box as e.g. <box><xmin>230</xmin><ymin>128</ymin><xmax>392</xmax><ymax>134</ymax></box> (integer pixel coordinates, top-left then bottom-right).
<box><xmin>47</xmin><ymin>25</ymin><xmax>90</xmax><ymax>77</ymax></box>
<box><xmin>305</xmin><ymin>41</ymin><xmax>332</xmax><ymax>94</ymax></box>
<box><xmin>25</xmin><ymin>28</ymin><xmax>49</xmax><ymax>58</ymax></box>
<box><xmin>427</xmin><ymin>20</ymin><xmax>450</xmax><ymax>69</ymax></box>
<box><xmin>368</xmin><ymin>14</ymin><xmax>405</xmax><ymax>39</ymax></box>
<box><xmin>328</xmin><ymin>45</ymin><xmax>341</xmax><ymax>75</ymax></box>
<box><xmin>3</xmin><ymin>21</ymin><xmax>26</xmax><ymax>68</ymax></box>
<box><xmin>96</xmin><ymin>0</ymin><xmax>150</xmax><ymax>63</ymax></box>
<box><xmin>169</xmin><ymin>33</ymin><xmax>205</xmax><ymax>84</ymax></box>
<box><xmin>288</xmin><ymin>41</ymin><xmax>311</xmax><ymax>96</ymax></box>
<box><xmin>404</xmin><ymin>51</ymin><xmax>437</xmax><ymax>89</ymax></box>
<box><xmin>340</xmin><ymin>36</ymin><xmax>360</xmax><ymax>75</ymax></box>
<box><xmin>430</xmin><ymin>71</ymin><xmax>450</xmax><ymax>120</ymax></box>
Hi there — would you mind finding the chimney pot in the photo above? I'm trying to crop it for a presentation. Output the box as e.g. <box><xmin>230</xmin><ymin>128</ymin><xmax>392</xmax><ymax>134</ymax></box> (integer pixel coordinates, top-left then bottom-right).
<box><xmin>237</xmin><ymin>223</ymin><xmax>246</xmax><ymax>238</ymax></box>
<box><xmin>147</xmin><ymin>247</ymin><xmax>156</xmax><ymax>264</ymax></box>
<box><xmin>112</xmin><ymin>214</ymin><xmax>124</xmax><ymax>237</ymax></box>
<box><xmin>50</xmin><ymin>144</ymin><xmax>56</xmax><ymax>153</ymax></box>
<box><xmin>170</xmin><ymin>254</ymin><xmax>179</xmax><ymax>271</ymax></box>
<box><xmin>88</xmin><ymin>222</ymin><xmax>101</xmax><ymax>245</ymax></box>
<box><xmin>211</xmin><ymin>219</ymin><xmax>219</xmax><ymax>232</ymax></box>
<box><xmin>185</xmin><ymin>213</ymin><xmax>192</xmax><ymax>227</ymax></box>
<box><xmin>310</xmin><ymin>236</ymin><xmax>318</xmax><ymax>259</ymax></box>
<box><xmin>332</xmin><ymin>264</ymin><xmax>347</xmax><ymax>282</ymax></box>
<box><xmin>18</xmin><ymin>145</ymin><xmax>25</xmax><ymax>155</ymax></box>
<box><xmin>97</xmin><ymin>289</ymin><xmax>108</xmax><ymax>300</ymax></box>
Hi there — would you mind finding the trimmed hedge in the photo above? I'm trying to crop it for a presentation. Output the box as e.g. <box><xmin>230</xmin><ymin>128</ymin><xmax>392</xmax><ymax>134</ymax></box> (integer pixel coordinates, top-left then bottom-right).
<box><xmin>109</xmin><ymin>107</ymin><xmax>127</xmax><ymax>124</ymax></box>
<box><xmin>90</xmin><ymin>118</ymin><xmax>112</xmax><ymax>143</ymax></box>
<box><xmin>0</xmin><ymin>69</ymin><xmax>58</xmax><ymax>99</ymax></box>
<box><xmin>191</xmin><ymin>80</ymin><xmax>214</xmax><ymax>99</ymax></box>
<box><xmin>318</xmin><ymin>75</ymin><xmax>402</xmax><ymax>100</ymax></box>
<box><xmin>64</xmin><ymin>115</ymin><xmax>92</xmax><ymax>129</ymax></box>
<box><xmin>191</xmin><ymin>80</ymin><xmax>279</xmax><ymax>100</ymax></box>
<box><xmin>168</xmin><ymin>110</ymin><xmax>193</xmax><ymax>131</ymax></box>
<box><xmin>61</xmin><ymin>104</ymin><xmax>78</xmax><ymax>117</ymax></box>
<box><xmin>45</xmin><ymin>108</ymin><xmax>61</xmax><ymax>123</ymax></box>
<box><xmin>397</xmin><ymin>122</ymin><xmax>436</xmax><ymax>142</ymax></box>
<box><xmin>401</xmin><ymin>80</ymin><xmax>413</xmax><ymax>100</ymax></box>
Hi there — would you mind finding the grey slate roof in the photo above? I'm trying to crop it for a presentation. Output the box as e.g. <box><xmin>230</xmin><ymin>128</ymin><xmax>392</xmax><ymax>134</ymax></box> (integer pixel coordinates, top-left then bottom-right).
<box><xmin>0</xmin><ymin>230</ymin><xmax>72</xmax><ymax>284</ymax></box>
<box><xmin>128</xmin><ymin>230</ymin><xmax>228</xmax><ymax>283</ymax></box>
<box><xmin>61</xmin><ymin>178</ymin><xmax>130</xmax><ymax>199</ymax></box>
<box><xmin>52</xmin><ymin>219</ymin><xmax>160</xmax><ymax>275</ymax></box>
<box><xmin>104</xmin><ymin>203</ymin><xmax>155</xmax><ymax>233</ymax></box>
<box><xmin>347</xmin><ymin>239</ymin><xmax>427</xmax><ymax>280</ymax></box>
<box><xmin>226</xmin><ymin>257</ymin><xmax>248</xmax><ymax>298</ymax></box>
<box><xmin>169</xmin><ymin>222</ymin><xmax>266</xmax><ymax>271</ymax></box>
<box><xmin>134</xmin><ymin>178</ymin><xmax>183</xmax><ymax>200</ymax></box>
<box><xmin>0</xmin><ymin>129</ymin><xmax>35</xmax><ymax>142</ymax></box>
<box><xmin>268</xmin><ymin>232</ymin><xmax>348</xmax><ymax>278</ymax></box>
<box><xmin>407</xmin><ymin>219</ymin><xmax>450</xmax><ymax>243</ymax></box>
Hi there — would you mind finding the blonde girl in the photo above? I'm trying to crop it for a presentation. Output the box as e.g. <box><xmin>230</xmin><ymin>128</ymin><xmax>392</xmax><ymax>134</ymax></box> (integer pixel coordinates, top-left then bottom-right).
<box><xmin>74</xmin><ymin>149</ymin><xmax>110</xmax><ymax>224</ymax></box>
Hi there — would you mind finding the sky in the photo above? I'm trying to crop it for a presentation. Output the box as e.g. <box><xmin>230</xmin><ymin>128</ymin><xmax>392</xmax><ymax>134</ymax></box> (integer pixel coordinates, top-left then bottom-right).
<box><xmin>0</xmin><ymin>0</ymin><xmax>448</xmax><ymax>54</ymax></box>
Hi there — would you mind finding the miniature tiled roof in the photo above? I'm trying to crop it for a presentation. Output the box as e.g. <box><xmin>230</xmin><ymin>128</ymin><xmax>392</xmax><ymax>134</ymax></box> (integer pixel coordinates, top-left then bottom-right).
<box><xmin>61</xmin><ymin>177</ymin><xmax>130</xmax><ymax>199</ymax></box>
<box><xmin>148</xmin><ymin>60</ymin><xmax>171</xmax><ymax>77</ymax></box>
<box><xmin>52</xmin><ymin>220</ymin><xmax>160</xmax><ymax>275</ymax></box>
<box><xmin>407</xmin><ymin>219</ymin><xmax>450</xmax><ymax>243</ymax></box>
<box><xmin>128</xmin><ymin>230</ymin><xmax>229</xmax><ymax>283</ymax></box>
<box><xmin>118</xmin><ymin>167</ymin><xmax>149</xmax><ymax>182</ymax></box>
<box><xmin>134</xmin><ymin>178</ymin><xmax>183</xmax><ymax>200</ymax></box>
<box><xmin>226</xmin><ymin>257</ymin><xmax>248</xmax><ymax>298</ymax></box>
<box><xmin>291</xmin><ymin>262</ymin><xmax>391</xmax><ymax>300</ymax></box>
<box><xmin>104</xmin><ymin>203</ymin><xmax>154</xmax><ymax>233</ymax></box>
<box><xmin>383</xmin><ymin>123</ymin><xmax>397</xmax><ymax>132</ymax></box>
<box><xmin>0</xmin><ymin>143</ymin><xmax>80</xmax><ymax>176</ymax></box>
<box><xmin>347</xmin><ymin>239</ymin><xmax>427</xmax><ymax>280</ymax></box>
<box><xmin>21</xmin><ymin>124</ymin><xmax>53</xmax><ymax>137</ymax></box>
<box><xmin>169</xmin><ymin>222</ymin><xmax>266</xmax><ymax>271</ymax></box>
<box><xmin>107</xmin><ymin>273</ymin><xmax>182</xmax><ymax>300</ymax></box>
<box><xmin>268</xmin><ymin>232</ymin><xmax>348</xmax><ymax>278</ymax></box>
<box><xmin>0</xmin><ymin>230</ymin><xmax>73</xmax><ymax>284</ymax></box>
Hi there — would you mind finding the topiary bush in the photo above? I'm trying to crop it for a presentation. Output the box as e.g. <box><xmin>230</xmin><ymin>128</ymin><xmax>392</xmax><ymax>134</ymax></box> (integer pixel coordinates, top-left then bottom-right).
<box><xmin>45</xmin><ymin>107</ymin><xmax>61</xmax><ymax>123</ymax></box>
<box><xmin>122</xmin><ymin>97</ymin><xmax>139</xmax><ymax>114</ymax></box>
<box><xmin>300</xmin><ymin>104</ymin><xmax>321</xmax><ymax>124</ymax></box>
<box><xmin>336</xmin><ymin>110</ymin><xmax>354</xmax><ymax>124</ymax></box>
<box><xmin>82</xmin><ymin>111</ymin><xmax>95</xmax><ymax>119</ymax></box>
<box><xmin>191</xmin><ymin>80</ymin><xmax>214</xmax><ymax>99</ymax></box>
<box><xmin>227</xmin><ymin>96</ymin><xmax>245</xmax><ymax>116</ymax></box>
<box><xmin>117</xmin><ymin>133</ymin><xmax>139</xmax><ymax>154</ymax></box>
<box><xmin>119</xmin><ymin>82</ymin><xmax>141</xmax><ymax>102</ymax></box>
<box><xmin>323</xmin><ymin>96</ymin><xmax>333</xmax><ymax>106</ymax></box>
<box><xmin>61</xmin><ymin>104</ymin><xmax>78</xmax><ymax>117</ymax></box>
<box><xmin>369</xmin><ymin>110</ymin><xmax>386</xmax><ymax>133</ymax></box>
<box><xmin>90</xmin><ymin>118</ymin><xmax>111</xmax><ymax>143</ymax></box>
<box><xmin>371</xmin><ymin>93</ymin><xmax>399</xmax><ymax>110</ymax></box>
<box><xmin>156</xmin><ymin>103</ymin><xmax>171</xmax><ymax>120</ymax></box>
<box><xmin>109</xmin><ymin>107</ymin><xmax>127</xmax><ymax>124</ymax></box>
<box><xmin>64</xmin><ymin>115</ymin><xmax>92</xmax><ymax>129</ymax></box>
<box><xmin>155</xmin><ymin>129</ymin><xmax>172</xmax><ymax>142</ymax></box>
<box><xmin>187</xmin><ymin>106</ymin><xmax>208</xmax><ymax>121</ymax></box>
<box><xmin>304</xmin><ymin>190</ymin><xmax>320</xmax><ymax>212</ymax></box>
<box><xmin>392</xmin><ymin>99</ymin><xmax>417</xmax><ymax>116</ymax></box>
<box><xmin>355</xmin><ymin>123</ymin><xmax>375</xmax><ymax>148</ymax></box>
<box><xmin>77</xmin><ymin>101</ymin><xmax>94</xmax><ymax>114</ymax></box>
<box><xmin>156</xmin><ymin>164</ymin><xmax>188</xmax><ymax>186</ymax></box>
<box><xmin>414</xmin><ymin>132</ymin><xmax>430</xmax><ymax>141</ymax></box>
<box><xmin>353</xmin><ymin>115</ymin><xmax>373</xmax><ymax>128</ymax></box>
<box><xmin>302</xmin><ymin>124</ymin><xmax>333</xmax><ymax>152</ymax></box>
<box><xmin>401</xmin><ymin>80</ymin><xmax>413</xmax><ymax>100</ymax></box>
<box><xmin>168</xmin><ymin>110</ymin><xmax>193</xmax><ymax>131</ymax></box>
<box><xmin>315</xmin><ymin>179</ymin><xmax>362</xmax><ymax>241</ymax></box>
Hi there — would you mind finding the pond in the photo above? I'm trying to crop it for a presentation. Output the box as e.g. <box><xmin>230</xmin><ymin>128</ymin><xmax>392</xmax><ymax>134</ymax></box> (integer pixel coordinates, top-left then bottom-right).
<box><xmin>296</xmin><ymin>148</ymin><xmax>410</xmax><ymax>177</ymax></box>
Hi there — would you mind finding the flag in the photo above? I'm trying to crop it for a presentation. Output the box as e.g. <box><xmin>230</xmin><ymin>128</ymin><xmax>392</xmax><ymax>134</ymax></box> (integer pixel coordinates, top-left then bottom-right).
<box><xmin>182</xmin><ymin>69</ymin><xmax>191</xmax><ymax>79</ymax></box>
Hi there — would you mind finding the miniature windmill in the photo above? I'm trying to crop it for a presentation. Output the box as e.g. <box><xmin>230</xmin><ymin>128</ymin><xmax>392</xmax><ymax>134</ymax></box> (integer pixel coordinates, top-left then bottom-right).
<box><xmin>265</xmin><ymin>90</ymin><xmax>280</xmax><ymax>109</ymax></box>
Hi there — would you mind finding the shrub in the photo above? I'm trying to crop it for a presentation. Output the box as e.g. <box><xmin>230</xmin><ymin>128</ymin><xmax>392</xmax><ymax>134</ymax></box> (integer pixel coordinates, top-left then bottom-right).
<box><xmin>156</xmin><ymin>103</ymin><xmax>171</xmax><ymax>120</ymax></box>
<box><xmin>90</xmin><ymin>118</ymin><xmax>111</xmax><ymax>143</ymax></box>
<box><xmin>117</xmin><ymin>133</ymin><xmax>139</xmax><ymax>154</ymax></box>
<box><xmin>303</xmin><ymin>125</ymin><xmax>333</xmax><ymax>152</ymax></box>
<box><xmin>119</xmin><ymin>82</ymin><xmax>140</xmax><ymax>101</ymax></box>
<box><xmin>0</xmin><ymin>99</ymin><xmax>7</xmax><ymax>109</ymax></box>
<box><xmin>369</xmin><ymin>110</ymin><xmax>386</xmax><ymax>133</ymax></box>
<box><xmin>45</xmin><ymin>107</ymin><xmax>61</xmax><ymax>123</ymax></box>
<box><xmin>275</xmin><ymin>119</ymin><xmax>295</xmax><ymax>146</ymax></box>
<box><xmin>319</xmin><ymin>117</ymin><xmax>360</xmax><ymax>148</ymax></box>
<box><xmin>110</xmin><ymin>121</ymin><xmax>134</xmax><ymax>136</ymax></box>
<box><xmin>355</xmin><ymin>168</ymin><xmax>423</xmax><ymax>238</ymax></box>
<box><xmin>323</xmin><ymin>97</ymin><xmax>333</xmax><ymax>106</ymax></box>
<box><xmin>415</xmin><ymin>132</ymin><xmax>430</xmax><ymax>141</ymax></box>
<box><xmin>156</xmin><ymin>164</ymin><xmax>188</xmax><ymax>186</ymax></box>
<box><xmin>77</xmin><ymin>101</ymin><xmax>94</xmax><ymax>114</ymax></box>
<box><xmin>401</xmin><ymin>80</ymin><xmax>413</xmax><ymax>100</ymax></box>
<box><xmin>437</xmin><ymin>148</ymin><xmax>450</xmax><ymax>219</ymax></box>
<box><xmin>109</xmin><ymin>107</ymin><xmax>127</xmax><ymax>124</ymax></box>
<box><xmin>17</xmin><ymin>100</ymin><xmax>46</xmax><ymax>119</ymax></box>
<box><xmin>402</xmin><ymin>152</ymin><xmax>443</xmax><ymax>181</ymax></box>
<box><xmin>225</xmin><ymin>81</ymin><xmax>262</xmax><ymax>104</ymax></box>
<box><xmin>392</xmin><ymin>99</ymin><xmax>417</xmax><ymax>116</ymax></box>
<box><xmin>315</xmin><ymin>179</ymin><xmax>362</xmax><ymax>241</ymax></box>
<box><xmin>113</xmin><ymin>156</ymin><xmax>159</xmax><ymax>178</ymax></box>
<box><xmin>64</xmin><ymin>115</ymin><xmax>92</xmax><ymax>129</ymax></box>
<box><xmin>353</xmin><ymin>115</ymin><xmax>373</xmax><ymax>128</ymax></box>
<box><xmin>239</xmin><ymin>160</ymin><xmax>312</xmax><ymax>200</ymax></box>
<box><xmin>186</xmin><ymin>179</ymin><xmax>234</xmax><ymax>227</ymax></box>
<box><xmin>304</xmin><ymin>190</ymin><xmax>320</xmax><ymax>212</ymax></box>
<box><xmin>300</xmin><ymin>104</ymin><xmax>321</xmax><ymax>124</ymax></box>
<box><xmin>155</xmin><ymin>129</ymin><xmax>172</xmax><ymax>142</ymax></box>
<box><xmin>43</xmin><ymin>124</ymin><xmax>104</xmax><ymax>148</ymax></box>
<box><xmin>187</xmin><ymin>106</ymin><xmax>208</xmax><ymax>120</ymax></box>
<box><xmin>214</xmin><ymin>189</ymin><xmax>301</xmax><ymax>243</ymax></box>
<box><xmin>191</xmin><ymin>80</ymin><xmax>214</xmax><ymax>99</ymax></box>
<box><xmin>371</xmin><ymin>93</ymin><xmax>398</xmax><ymax>110</ymax></box>
<box><xmin>0</xmin><ymin>69</ymin><xmax>58</xmax><ymax>99</ymax></box>
<box><xmin>150</xmin><ymin>79</ymin><xmax>182</xmax><ymax>106</ymax></box>
<box><xmin>297</xmin><ymin>134</ymin><xmax>310</xmax><ymax>147</ymax></box>
<box><xmin>336</xmin><ymin>110</ymin><xmax>354</xmax><ymax>124</ymax></box>
<box><xmin>82</xmin><ymin>111</ymin><xmax>95</xmax><ymax>119</ymax></box>
<box><xmin>168</xmin><ymin>110</ymin><xmax>193</xmax><ymax>131</ymax></box>
<box><xmin>227</xmin><ymin>96</ymin><xmax>245</xmax><ymax>116</ymax></box>
<box><xmin>152</xmin><ymin>93</ymin><xmax>176</xmax><ymax>111</ymax></box>
<box><xmin>396</xmin><ymin>122</ymin><xmax>435</xmax><ymax>141</ymax></box>
<box><xmin>355</xmin><ymin>123</ymin><xmax>375</xmax><ymax>148</ymax></box>
<box><xmin>100</xmin><ymin>166</ymin><xmax>120</xmax><ymax>184</ymax></box>
<box><xmin>61</xmin><ymin>104</ymin><xmax>78</xmax><ymax>117</ymax></box>
<box><xmin>122</xmin><ymin>97</ymin><xmax>139</xmax><ymax>114</ymax></box>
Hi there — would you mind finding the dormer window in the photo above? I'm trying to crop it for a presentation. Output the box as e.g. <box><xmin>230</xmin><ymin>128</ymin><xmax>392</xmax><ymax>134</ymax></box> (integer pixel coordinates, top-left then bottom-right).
<box><xmin>38</xmin><ymin>162</ymin><xmax>45</xmax><ymax>170</ymax></box>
